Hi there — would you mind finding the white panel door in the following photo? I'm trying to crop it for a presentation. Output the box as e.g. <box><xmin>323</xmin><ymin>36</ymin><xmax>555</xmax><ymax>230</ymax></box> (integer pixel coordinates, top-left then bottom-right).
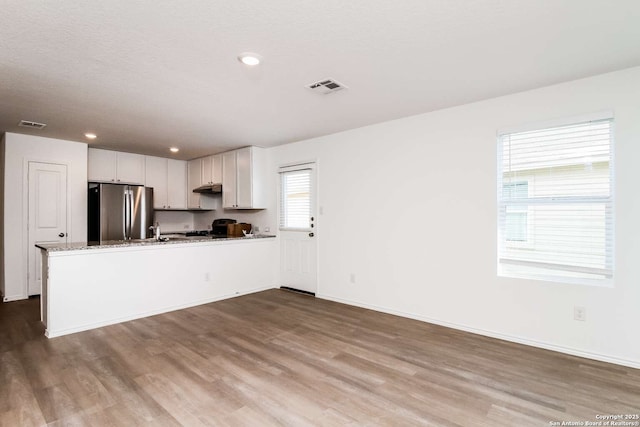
<box><xmin>28</xmin><ymin>162</ymin><xmax>68</xmax><ymax>295</ymax></box>
<box><xmin>280</xmin><ymin>164</ymin><xmax>317</xmax><ymax>294</ymax></box>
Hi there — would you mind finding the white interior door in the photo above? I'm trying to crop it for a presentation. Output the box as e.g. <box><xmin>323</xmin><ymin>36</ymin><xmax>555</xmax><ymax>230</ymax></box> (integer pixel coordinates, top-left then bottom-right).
<box><xmin>279</xmin><ymin>163</ymin><xmax>317</xmax><ymax>294</ymax></box>
<box><xmin>28</xmin><ymin>162</ymin><xmax>68</xmax><ymax>296</ymax></box>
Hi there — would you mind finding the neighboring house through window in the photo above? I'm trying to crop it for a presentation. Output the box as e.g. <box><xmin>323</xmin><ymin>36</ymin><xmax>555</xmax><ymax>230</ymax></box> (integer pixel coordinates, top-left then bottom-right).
<box><xmin>497</xmin><ymin>115</ymin><xmax>614</xmax><ymax>285</ymax></box>
<box><xmin>504</xmin><ymin>181</ymin><xmax>529</xmax><ymax>243</ymax></box>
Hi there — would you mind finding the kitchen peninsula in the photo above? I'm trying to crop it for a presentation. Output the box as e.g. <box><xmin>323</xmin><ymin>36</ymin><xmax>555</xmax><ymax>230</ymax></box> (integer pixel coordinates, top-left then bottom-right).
<box><xmin>37</xmin><ymin>235</ymin><xmax>277</xmax><ymax>338</ymax></box>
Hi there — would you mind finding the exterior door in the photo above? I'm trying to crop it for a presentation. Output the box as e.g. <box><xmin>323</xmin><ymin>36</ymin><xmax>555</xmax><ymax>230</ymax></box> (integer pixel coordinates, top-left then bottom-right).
<box><xmin>279</xmin><ymin>163</ymin><xmax>317</xmax><ymax>294</ymax></box>
<box><xmin>28</xmin><ymin>162</ymin><xmax>68</xmax><ymax>295</ymax></box>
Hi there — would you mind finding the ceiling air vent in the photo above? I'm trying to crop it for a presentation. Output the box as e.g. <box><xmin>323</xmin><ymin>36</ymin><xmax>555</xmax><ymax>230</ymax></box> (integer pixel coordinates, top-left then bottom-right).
<box><xmin>18</xmin><ymin>120</ymin><xmax>47</xmax><ymax>130</ymax></box>
<box><xmin>306</xmin><ymin>79</ymin><xmax>347</xmax><ymax>94</ymax></box>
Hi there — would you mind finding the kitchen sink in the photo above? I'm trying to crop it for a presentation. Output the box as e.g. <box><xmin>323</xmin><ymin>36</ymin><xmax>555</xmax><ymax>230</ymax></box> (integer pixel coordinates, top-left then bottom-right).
<box><xmin>130</xmin><ymin>238</ymin><xmax>159</xmax><ymax>243</ymax></box>
<box><xmin>130</xmin><ymin>235</ymin><xmax>194</xmax><ymax>243</ymax></box>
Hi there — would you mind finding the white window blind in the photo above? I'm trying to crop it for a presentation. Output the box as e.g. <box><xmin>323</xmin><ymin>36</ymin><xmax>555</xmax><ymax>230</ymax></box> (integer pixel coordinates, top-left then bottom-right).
<box><xmin>280</xmin><ymin>168</ymin><xmax>312</xmax><ymax>229</ymax></box>
<box><xmin>497</xmin><ymin>117</ymin><xmax>614</xmax><ymax>285</ymax></box>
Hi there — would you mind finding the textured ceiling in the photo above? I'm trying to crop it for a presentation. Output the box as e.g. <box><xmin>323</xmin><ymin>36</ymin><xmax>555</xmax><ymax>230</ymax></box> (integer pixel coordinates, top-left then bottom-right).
<box><xmin>1</xmin><ymin>1</ymin><xmax>640</xmax><ymax>159</ymax></box>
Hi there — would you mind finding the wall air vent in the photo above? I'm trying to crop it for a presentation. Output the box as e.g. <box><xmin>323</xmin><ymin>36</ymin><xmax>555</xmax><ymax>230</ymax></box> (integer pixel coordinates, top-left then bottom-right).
<box><xmin>306</xmin><ymin>79</ymin><xmax>347</xmax><ymax>94</ymax></box>
<box><xmin>18</xmin><ymin>120</ymin><xmax>47</xmax><ymax>129</ymax></box>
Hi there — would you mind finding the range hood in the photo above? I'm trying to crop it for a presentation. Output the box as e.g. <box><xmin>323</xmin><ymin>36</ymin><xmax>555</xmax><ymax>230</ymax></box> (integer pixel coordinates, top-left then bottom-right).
<box><xmin>192</xmin><ymin>183</ymin><xmax>222</xmax><ymax>194</ymax></box>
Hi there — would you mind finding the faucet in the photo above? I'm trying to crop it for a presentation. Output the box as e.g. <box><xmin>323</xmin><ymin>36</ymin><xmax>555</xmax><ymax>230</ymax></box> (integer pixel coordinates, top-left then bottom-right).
<box><xmin>149</xmin><ymin>222</ymin><xmax>161</xmax><ymax>240</ymax></box>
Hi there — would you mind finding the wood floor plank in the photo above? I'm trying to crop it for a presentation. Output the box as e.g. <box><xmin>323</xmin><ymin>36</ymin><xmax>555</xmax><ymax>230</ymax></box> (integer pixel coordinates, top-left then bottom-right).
<box><xmin>1</xmin><ymin>290</ymin><xmax>639</xmax><ymax>426</ymax></box>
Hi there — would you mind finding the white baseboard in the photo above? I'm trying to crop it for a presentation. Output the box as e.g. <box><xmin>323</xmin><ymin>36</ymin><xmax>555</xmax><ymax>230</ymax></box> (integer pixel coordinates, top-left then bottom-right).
<box><xmin>317</xmin><ymin>293</ymin><xmax>640</xmax><ymax>370</ymax></box>
<box><xmin>45</xmin><ymin>285</ymin><xmax>275</xmax><ymax>338</ymax></box>
<box><xmin>3</xmin><ymin>294</ymin><xmax>28</xmax><ymax>302</ymax></box>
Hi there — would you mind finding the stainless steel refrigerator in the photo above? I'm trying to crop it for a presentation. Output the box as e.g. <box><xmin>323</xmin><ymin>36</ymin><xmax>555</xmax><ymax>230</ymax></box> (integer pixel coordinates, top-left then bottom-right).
<box><xmin>88</xmin><ymin>183</ymin><xmax>154</xmax><ymax>243</ymax></box>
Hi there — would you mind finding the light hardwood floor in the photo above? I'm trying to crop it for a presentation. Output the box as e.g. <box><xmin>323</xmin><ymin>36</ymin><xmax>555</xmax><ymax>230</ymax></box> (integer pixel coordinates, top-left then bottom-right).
<box><xmin>1</xmin><ymin>289</ymin><xmax>638</xmax><ymax>426</ymax></box>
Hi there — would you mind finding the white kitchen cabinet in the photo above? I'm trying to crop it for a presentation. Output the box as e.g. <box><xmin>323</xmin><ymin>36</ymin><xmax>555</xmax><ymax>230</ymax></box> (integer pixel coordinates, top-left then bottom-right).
<box><xmin>145</xmin><ymin>156</ymin><xmax>187</xmax><ymax>209</ymax></box>
<box><xmin>222</xmin><ymin>146</ymin><xmax>266</xmax><ymax>209</ymax></box>
<box><xmin>88</xmin><ymin>149</ymin><xmax>116</xmax><ymax>182</ymax></box>
<box><xmin>187</xmin><ymin>158</ymin><xmax>216</xmax><ymax>210</ymax></box>
<box><xmin>88</xmin><ymin>148</ymin><xmax>145</xmax><ymax>184</ymax></box>
<box><xmin>167</xmin><ymin>159</ymin><xmax>187</xmax><ymax>209</ymax></box>
<box><xmin>201</xmin><ymin>154</ymin><xmax>222</xmax><ymax>185</ymax></box>
<box><xmin>116</xmin><ymin>152</ymin><xmax>145</xmax><ymax>184</ymax></box>
<box><xmin>145</xmin><ymin>156</ymin><xmax>168</xmax><ymax>208</ymax></box>
<box><xmin>187</xmin><ymin>158</ymin><xmax>202</xmax><ymax>209</ymax></box>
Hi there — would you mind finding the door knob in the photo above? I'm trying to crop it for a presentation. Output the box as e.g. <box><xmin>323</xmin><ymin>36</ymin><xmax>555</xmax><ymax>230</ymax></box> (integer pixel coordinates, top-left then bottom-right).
<box><xmin>309</xmin><ymin>232</ymin><xmax>314</xmax><ymax>237</ymax></box>
<box><xmin>58</xmin><ymin>232</ymin><xmax>65</xmax><ymax>237</ymax></box>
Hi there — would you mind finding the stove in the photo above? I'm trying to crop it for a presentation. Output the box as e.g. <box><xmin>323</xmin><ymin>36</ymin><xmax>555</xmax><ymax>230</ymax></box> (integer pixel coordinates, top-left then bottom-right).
<box><xmin>185</xmin><ymin>230</ymin><xmax>210</xmax><ymax>237</ymax></box>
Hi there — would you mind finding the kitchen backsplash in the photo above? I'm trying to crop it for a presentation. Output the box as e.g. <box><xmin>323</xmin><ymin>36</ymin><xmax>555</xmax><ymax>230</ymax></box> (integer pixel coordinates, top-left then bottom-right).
<box><xmin>154</xmin><ymin>211</ymin><xmax>195</xmax><ymax>233</ymax></box>
<box><xmin>155</xmin><ymin>209</ymin><xmax>274</xmax><ymax>234</ymax></box>
<box><xmin>193</xmin><ymin>210</ymin><xmax>274</xmax><ymax>234</ymax></box>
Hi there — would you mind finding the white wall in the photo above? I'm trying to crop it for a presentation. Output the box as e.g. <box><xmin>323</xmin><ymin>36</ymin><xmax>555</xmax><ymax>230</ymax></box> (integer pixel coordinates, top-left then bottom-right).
<box><xmin>1</xmin><ymin>133</ymin><xmax>87</xmax><ymax>301</ymax></box>
<box><xmin>268</xmin><ymin>66</ymin><xmax>640</xmax><ymax>368</ymax></box>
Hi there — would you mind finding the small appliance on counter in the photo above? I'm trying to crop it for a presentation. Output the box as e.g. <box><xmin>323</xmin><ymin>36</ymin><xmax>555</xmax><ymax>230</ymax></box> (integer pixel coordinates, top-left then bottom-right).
<box><xmin>227</xmin><ymin>223</ymin><xmax>252</xmax><ymax>237</ymax></box>
<box><xmin>211</xmin><ymin>218</ymin><xmax>237</xmax><ymax>237</ymax></box>
<box><xmin>185</xmin><ymin>230</ymin><xmax>210</xmax><ymax>237</ymax></box>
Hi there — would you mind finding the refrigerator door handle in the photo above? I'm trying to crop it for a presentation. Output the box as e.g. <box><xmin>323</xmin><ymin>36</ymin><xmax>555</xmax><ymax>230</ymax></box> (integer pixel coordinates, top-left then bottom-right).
<box><xmin>128</xmin><ymin>190</ymin><xmax>134</xmax><ymax>239</ymax></box>
<box><xmin>123</xmin><ymin>190</ymin><xmax>129</xmax><ymax>240</ymax></box>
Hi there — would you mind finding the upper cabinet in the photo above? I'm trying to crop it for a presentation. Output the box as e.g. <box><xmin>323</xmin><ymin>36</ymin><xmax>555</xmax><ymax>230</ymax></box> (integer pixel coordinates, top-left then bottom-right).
<box><xmin>167</xmin><ymin>160</ymin><xmax>187</xmax><ymax>209</ymax></box>
<box><xmin>187</xmin><ymin>158</ymin><xmax>216</xmax><ymax>210</ymax></box>
<box><xmin>201</xmin><ymin>154</ymin><xmax>222</xmax><ymax>185</ymax></box>
<box><xmin>88</xmin><ymin>148</ymin><xmax>145</xmax><ymax>184</ymax></box>
<box><xmin>222</xmin><ymin>146</ymin><xmax>266</xmax><ymax>209</ymax></box>
<box><xmin>145</xmin><ymin>156</ymin><xmax>187</xmax><ymax>209</ymax></box>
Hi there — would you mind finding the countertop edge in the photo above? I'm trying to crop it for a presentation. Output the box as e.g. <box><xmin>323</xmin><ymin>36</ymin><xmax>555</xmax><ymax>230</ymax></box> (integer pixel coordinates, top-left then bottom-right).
<box><xmin>37</xmin><ymin>235</ymin><xmax>277</xmax><ymax>253</ymax></box>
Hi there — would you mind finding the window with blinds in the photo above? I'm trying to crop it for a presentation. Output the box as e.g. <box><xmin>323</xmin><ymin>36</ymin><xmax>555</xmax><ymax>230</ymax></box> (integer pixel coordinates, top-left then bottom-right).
<box><xmin>280</xmin><ymin>168</ymin><xmax>312</xmax><ymax>229</ymax></box>
<box><xmin>497</xmin><ymin>117</ymin><xmax>614</xmax><ymax>285</ymax></box>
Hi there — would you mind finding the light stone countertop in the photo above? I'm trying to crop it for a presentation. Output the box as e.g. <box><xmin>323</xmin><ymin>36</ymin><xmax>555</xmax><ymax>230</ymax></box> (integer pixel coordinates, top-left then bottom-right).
<box><xmin>36</xmin><ymin>234</ymin><xmax>276</xmax><ymax>252</ymax></box>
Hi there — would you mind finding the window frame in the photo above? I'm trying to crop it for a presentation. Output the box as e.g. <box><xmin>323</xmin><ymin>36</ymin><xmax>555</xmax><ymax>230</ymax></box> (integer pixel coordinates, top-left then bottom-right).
<box><xmin>279</xmin><ymin>164</ymin><xmax>315</xmax><ymax>232</ymax></box>
<box><xmin>496</xmin><ymin>113</ymin><xmax>615</xmax><ymax>287</ymax></box>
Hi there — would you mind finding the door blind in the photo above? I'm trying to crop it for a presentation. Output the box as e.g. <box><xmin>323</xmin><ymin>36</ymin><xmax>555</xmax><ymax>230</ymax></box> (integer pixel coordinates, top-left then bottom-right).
<box><xmin>497</xmin><ymin>118</ymin><xmax>614</xmax><ymax>285</ymax></box>
<box><xmin>280</xmin><ymin>168</ymin><xmax>312</xmax><ymax>229</ymax></box>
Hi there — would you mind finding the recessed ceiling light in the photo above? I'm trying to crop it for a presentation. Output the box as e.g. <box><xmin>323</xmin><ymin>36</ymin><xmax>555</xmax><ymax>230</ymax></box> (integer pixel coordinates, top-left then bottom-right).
<box><xmin>84</xmin><ymin>133</ymin><xmax>97</xmax><ymax>140</ymax></box>
<box><xmin>238</xmin><ymin>52</ymin><xmax>262</xmax><ymax>66</ymax></box>
<box><xmin>170</xmin><ymin>147</ymin><xmax>179</xmax><ymax>153</ymax></box>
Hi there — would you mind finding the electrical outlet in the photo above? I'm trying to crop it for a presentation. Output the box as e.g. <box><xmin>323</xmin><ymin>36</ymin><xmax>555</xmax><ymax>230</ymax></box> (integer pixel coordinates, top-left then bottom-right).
<box><xmin>204</xmin><ymin>273</ymin><xmax>210</xmax><ymax>282</ymax></box>
<box><xmin>184</xmin><ymin>224</ymin><xmax>190</xmax><ymax>229</ymax></box>
<box><xmin>350</xmin><ymin>273</ymin><xmax>356</xmax><ymax>284</ymax></box>
<box><xmin>265</xmin><ymin>227</ymin><xmax>270</xmax><ymax>233</ymax></box>
<box><xmin>254</xmin><ymin>226</ymin><xmax>260</xmax><ymax>233</ymax></box>
<box><xmin>574</xmin><ymin>306</ymin><xmax>586</xmax><ymax>321</ymax></box>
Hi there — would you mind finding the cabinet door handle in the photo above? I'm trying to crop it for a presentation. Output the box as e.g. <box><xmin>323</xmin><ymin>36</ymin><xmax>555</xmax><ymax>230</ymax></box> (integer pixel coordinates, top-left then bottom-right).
<box><xmin>308</xmin><ymin>232</ymin><xmax>314</xmax><ymax>237</ymax></box>
<box><xmin>58</xmin><ymin>232</ymin><xmax>66</xmax><ymax>237</ymax></box>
